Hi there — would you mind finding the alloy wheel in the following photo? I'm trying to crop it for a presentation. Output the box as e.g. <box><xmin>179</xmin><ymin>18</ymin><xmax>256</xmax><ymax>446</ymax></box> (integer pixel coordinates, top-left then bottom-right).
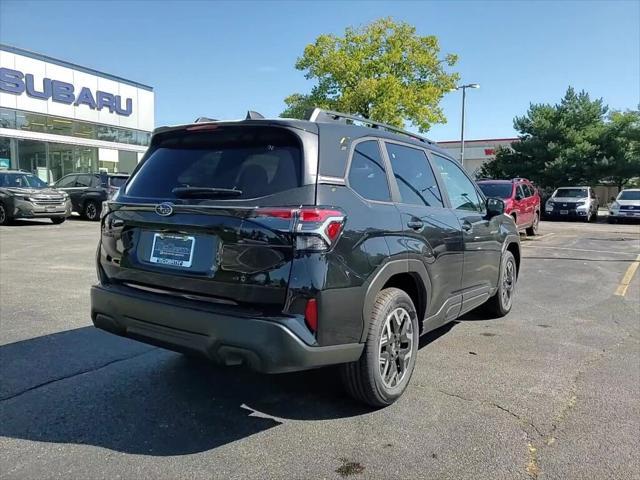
<box><xmin>86</xmin><ymin>203</ymin><xmax>98</xmax><ymax>220</ymax></box>
<box><xmin>501</xmin><ymin>259</ymin><xmax>516</xmax><ymax>309</ymax></box>
<box><xmin>379</xmin><ymin>307</ymin><xmax>414</xmax><ymax>388</ymax></box>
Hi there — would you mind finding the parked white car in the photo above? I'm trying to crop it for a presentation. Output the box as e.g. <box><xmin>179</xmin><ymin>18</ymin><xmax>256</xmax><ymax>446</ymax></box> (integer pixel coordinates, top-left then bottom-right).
<box><xmin>608</xmin><ymin>188</ymin><xmax>640</xmax><ymax>223</ymax></box>
<box><xmin>545</xmin><ymin>186</ymin><xmax>599</xmax><ymax>222</ymax></box>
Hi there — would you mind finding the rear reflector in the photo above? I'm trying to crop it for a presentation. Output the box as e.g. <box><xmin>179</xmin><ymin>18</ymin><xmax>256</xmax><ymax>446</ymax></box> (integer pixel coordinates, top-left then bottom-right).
<box><xmin>304</xmin><ymin>298</ymin><xmax>318</xmax><ymax>333</ymax></box>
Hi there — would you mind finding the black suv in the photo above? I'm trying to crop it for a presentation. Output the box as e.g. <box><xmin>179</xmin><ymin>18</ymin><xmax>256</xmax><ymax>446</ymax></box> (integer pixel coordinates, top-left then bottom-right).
<box><xmin>53</xmin><ymin>172</ymin><xmax>129</xmax><ymax>220</ymax></box>
<box><xmin>91</xmin><ymin>110</ymin><xmax>520</xmax><ymax>406</ymax></box>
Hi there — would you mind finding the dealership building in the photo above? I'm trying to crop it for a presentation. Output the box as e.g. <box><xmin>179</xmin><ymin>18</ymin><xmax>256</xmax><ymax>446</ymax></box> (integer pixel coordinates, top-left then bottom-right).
<box><xmin>0</xmin><ymin>44</ymin><xmax>154</xmax><ymax>183</ymax></box>
<box><xmin>437</xmin><ymin>138</ymin><xmax>518</xmax><ymax>177</ymax></box>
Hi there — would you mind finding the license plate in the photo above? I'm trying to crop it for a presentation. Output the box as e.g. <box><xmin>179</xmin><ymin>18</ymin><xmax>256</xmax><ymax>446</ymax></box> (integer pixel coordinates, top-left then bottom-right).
<box><xmin>150</xmin><ymin>233</ymin><xmax>195</xmax><ymax>268</ymax></box>
<box><xmin>45</xmin><ymin>206</ymin><xmax>59</xmax><ymax>212</ymax></box>
<box><xmin>624</xmin><ymin>212</ymin><xmax>637</xmax><ymax>216</ymax></box>
<box><xmin>560</xmin><ymin>210</ymin><xmax>568</xmax><ymax>215</ymax></box>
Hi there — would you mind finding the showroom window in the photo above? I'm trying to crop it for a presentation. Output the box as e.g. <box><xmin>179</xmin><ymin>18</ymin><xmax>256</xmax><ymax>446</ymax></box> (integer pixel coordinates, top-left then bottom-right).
<box><xmin>0</xmin><ymin>108</ymin><xmax>150</xmax><ymax>146</ymax></box>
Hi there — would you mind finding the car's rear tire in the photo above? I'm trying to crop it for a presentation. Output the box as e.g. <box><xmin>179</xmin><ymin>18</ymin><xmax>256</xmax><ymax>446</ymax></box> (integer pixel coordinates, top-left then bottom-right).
<box><xmin>484</xmin><ymin>250</ymin><xmax>517</xmax><ymax>317</ymax></box>
<box><xmin>525</xmin><ymin>213</ymin><xmax>539</xmax><ymax>236</ymax></box>
<box><xmin>340</xmin><ymin>287</ymin><xmax>419</xmax><ymax>408</ymax></box>
<box><xmin>84</xmin><ymin>200</ymin><xmax>100</xmax><ymax>221</ymax></box>
<box><xmin>51</xmin><ymin>217</ymin><xmax>66</xmax><ymax>224</ymax></box>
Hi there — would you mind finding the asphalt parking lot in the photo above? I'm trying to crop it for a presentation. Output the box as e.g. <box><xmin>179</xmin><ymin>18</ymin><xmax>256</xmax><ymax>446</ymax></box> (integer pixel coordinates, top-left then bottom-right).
<box><xmin>1</xmin><ymin>216</ymin><xmax>639</xmax><ymax>480</ymax></box>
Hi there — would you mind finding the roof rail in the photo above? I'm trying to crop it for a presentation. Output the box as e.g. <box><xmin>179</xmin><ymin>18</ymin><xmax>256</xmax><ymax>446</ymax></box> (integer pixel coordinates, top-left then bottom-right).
<box><xmin>194</xmin><ymin>116</ymin><xmax>218</xmax><ymax>123</ymax></box>
<box><xmin>306</xmin><ymin>108</ymin><xmax>434</xmax><ymax>145</ymax></box>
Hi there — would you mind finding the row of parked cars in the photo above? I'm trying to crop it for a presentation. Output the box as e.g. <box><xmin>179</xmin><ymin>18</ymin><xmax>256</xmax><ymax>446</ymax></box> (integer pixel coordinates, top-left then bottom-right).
<box><xmin>476</xmin><ymin>179</ymin><xmax>640</xmax><ymax>227</ymax></box>
<box><xmin>0</xmin><ymin>170</ymin><xmax>128</xmax><ymax>225</ymax></box>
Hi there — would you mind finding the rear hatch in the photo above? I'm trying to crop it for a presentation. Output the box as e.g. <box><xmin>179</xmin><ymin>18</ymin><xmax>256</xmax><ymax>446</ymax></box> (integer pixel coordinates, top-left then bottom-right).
<box><xmin>100</xmin><ymin>123</ymin><xmax>318</xmax><ymax>312</ymax></box>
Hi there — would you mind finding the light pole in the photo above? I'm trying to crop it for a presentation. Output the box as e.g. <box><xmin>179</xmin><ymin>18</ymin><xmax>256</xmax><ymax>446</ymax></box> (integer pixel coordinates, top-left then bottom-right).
<box><xmin>452</xmin><ymin>83</ymin><xmax>480</xmax><ymax>168</ymax></box>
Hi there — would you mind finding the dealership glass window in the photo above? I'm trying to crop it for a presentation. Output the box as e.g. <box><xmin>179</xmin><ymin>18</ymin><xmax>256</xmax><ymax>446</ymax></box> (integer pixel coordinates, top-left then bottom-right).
<box><xmin>0</xmin><ymin>108</ymin><xmax>16</xmax><ymax>129</ymax></box>
<box><xmin>96</xmin><ymin>125</ymin><xmax>119</xmax><ymax>143</ymax></box>
<box><xmin>17</xmin><ymin>139</ymin><xmax>47</xmax><ymax>180</ymax></box>
<box><xmin>48</xmin><ymin>143</ymin><xmax>77</xmax><ymax>181</ymax></box>
<box><xmin>2</xmin><ymin>108</ymin><xmax>150</xmax><ymax>147</ymax></box>
<box><xmin>46</xmin><ymin>143</ymin><xmax>98</xmax><ymax>182</ymax></box>
<box><xmin>47</xmin><ymin>117</ymin><xmax>74</xmax><ymax>136</ymax></box>
<box><xmin>16</xmin><ymin>111</ymin><xmax>48</xmax><ymax>133</ymax></box>
<box><xmin>0</xmin><ymin>137</ymin><xmax>11</xmax><ymax>169</ymax></box>
<box><xmin>73</xmin><ymin>121</ymin><xmax>96</xmax><ymax>139</ymax></box>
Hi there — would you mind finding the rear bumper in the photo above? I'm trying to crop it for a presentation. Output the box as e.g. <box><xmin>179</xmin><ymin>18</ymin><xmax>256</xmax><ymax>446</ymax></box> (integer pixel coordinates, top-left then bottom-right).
<box><xmin>91</xmin><ymin>284</ymin><xmax>363</xmax><ymax>373</ymax></box>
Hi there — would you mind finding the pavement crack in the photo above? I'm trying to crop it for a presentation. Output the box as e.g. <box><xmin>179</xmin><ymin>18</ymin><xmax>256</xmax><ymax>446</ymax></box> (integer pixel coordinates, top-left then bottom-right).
<box><xmin>0</xmin><ymin>349</ymin><xmax>154</xmax><ymax>402</ymax></box>
<box><xmin>436</xmin><ymin>389</ymin><xmax>474</xmax><ymax>402</ymax></box>
<box><xmin>489</xmin><ymin>402</ymin><xmax>545</xmax><ymax>438</ymax></box>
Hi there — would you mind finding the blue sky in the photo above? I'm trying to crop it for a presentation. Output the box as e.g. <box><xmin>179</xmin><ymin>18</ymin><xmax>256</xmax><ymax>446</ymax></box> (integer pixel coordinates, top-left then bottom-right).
<box><xmin>1</xmin><ymin>0</ymin><xmax>638</xmax><ymax>141</ymax></box>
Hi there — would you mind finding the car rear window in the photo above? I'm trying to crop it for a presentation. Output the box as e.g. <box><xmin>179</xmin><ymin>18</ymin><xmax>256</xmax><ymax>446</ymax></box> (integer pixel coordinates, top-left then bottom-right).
<box><xmin>478</xmin><ymin>182</ymin><xmax>513</xmax><ymax>199</ymax></box>
<box><xmin>125</xmin><ymin>126</ymin><xmax>302</xmax><ymax>199</ymax></box>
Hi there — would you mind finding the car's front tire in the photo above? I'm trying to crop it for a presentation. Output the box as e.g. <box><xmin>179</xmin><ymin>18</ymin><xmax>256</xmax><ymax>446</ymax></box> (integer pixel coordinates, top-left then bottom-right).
<box><xmin>484</xmin><ymin>250</ymin><xmax>517</xmax><ymax>317</ymax></box>
<box><xmin>340</xmin><ymin>287</ymin><xmax>419</xmax><ymax>407</ymax></box>
<box><xmin>84</xmin><ymin>200</ymin><xmax>101</xmax><ymax>221</ymax></box>
<box><xmin>51</xmin><ymin>217</ymin><xmax>66</xmax><ymax>224</ymax></box>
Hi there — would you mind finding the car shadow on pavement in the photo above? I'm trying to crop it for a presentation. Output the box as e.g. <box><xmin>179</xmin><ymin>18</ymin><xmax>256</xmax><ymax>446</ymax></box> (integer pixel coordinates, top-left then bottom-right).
<box><xmin>1</xmin><ymin>219</ymin><xmax>57</xmax><ymax>227</ymax></box>
<box><xmin>0</xmin><ymin>326</ymin><xmax>390</xmax><ymax>456</ymax></box>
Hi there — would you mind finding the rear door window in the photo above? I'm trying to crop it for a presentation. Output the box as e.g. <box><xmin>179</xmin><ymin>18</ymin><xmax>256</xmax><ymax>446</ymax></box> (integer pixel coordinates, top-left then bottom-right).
<box><xmin>125</xmin><ymin>126</ymin><xmax>302</xmax><ymax>199</ymax></box>
<box><xmin>55</xmin><ymin>175</ymin><xmax>77</xmax><ymax>188</ymax></box>
<box><xmin>431</xmin><ymin>154</ymin><xmax>483</xmax><ymax>212</ymax></box>
<box><xmin>347</xmin><ymin>140</ymin><xmax>391</xmax><ymax>202</ymax></box>
<box><xmin>76</xmin><ymin>175</ymin><xmax>93</xmax><ymax>188</ymax></box>
<box><xmin>385</xmin><ymin>143</ymin><xmax>443</xmax><ymax>207</ymax></box>
<box><xmin>109</xmin><ymin>176</ymin><xmax>127</xmax><ymax>188</ymax></box>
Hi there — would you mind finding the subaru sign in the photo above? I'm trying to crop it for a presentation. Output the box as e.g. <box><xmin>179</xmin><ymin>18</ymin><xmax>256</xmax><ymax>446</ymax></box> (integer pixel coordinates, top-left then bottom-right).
<box><xmin>0</xmin><ymin>67</ymin><xmax>133</xmax><ymax>116</ymax></box>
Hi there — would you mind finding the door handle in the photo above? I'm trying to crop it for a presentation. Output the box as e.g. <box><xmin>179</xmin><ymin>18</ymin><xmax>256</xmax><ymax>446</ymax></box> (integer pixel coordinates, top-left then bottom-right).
<box><xmin>407</xmin><ymin>219</ymin><xmax>424</xmax><ymax>230</ymax></box>
<box><xmin>461</xmin><ymin>221</ymin><xmax>473</xmax><ymax>232</ymax></box>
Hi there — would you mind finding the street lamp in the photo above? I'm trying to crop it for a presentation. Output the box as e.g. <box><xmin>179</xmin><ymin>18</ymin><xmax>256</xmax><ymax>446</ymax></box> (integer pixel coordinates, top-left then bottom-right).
<box><xmin>452</xmin><ymin>83</ymin><xmax>480</xmax><ymax>168</ymax></box>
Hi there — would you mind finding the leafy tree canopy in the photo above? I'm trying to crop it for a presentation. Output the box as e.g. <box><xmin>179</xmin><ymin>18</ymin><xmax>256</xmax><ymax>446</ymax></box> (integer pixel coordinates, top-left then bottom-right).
<box><xmin>280</xmin><ymin>17</ymin><xmax>459</xmax><ymax>132</ymax></box>
<box><xmin>479</xmin><ymin>88</ymin><xmax>639</xmax><ymax>188</ymax></box>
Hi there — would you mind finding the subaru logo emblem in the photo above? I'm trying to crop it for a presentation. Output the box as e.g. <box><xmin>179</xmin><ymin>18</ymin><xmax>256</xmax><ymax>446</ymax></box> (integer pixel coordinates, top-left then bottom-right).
<box><xmin>155</xmin><ymin>202</ymin><xmax>173</xmax><ymax>217</ymax></box>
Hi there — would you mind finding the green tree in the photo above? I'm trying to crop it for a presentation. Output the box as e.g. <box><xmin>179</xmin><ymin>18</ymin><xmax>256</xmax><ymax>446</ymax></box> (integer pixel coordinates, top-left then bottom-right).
<box><xmin>598</xmin><ymin>110</ymin><xmax>640</xmax><ymax>189</ymax></box>
<box><xmin>280</xmin><ymin>17</ymin><xmax>459</xmax><ymax>132</ymax></box>
<box><xmin>478</xmin><ymin>88</ymin><xmax>609</xmax><ymax>187</ymax></box>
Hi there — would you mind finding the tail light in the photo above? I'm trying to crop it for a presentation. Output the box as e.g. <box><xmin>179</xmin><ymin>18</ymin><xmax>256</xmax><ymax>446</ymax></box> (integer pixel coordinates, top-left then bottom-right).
<box><xmin>304</xmin><ymin>298</ymin><xmax>318</xmax><ymax>333</ymax></box>
<box><xmin>253</xmin><ymin>207</ymin><xmax>345</xmax><ymax>252</ymax></box>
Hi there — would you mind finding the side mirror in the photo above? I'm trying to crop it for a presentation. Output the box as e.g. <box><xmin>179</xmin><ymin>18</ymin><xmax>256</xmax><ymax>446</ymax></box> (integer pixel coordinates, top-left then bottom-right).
<box><xmin>486</xmin><ymin>197</ymin><xmax>505</xmax><ymax>218</ymax></box>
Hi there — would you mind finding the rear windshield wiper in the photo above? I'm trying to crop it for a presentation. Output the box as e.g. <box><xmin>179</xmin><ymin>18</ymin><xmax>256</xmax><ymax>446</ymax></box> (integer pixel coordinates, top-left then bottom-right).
<box><xmin>172</xmin><ymin>187</ymin><xmax>243</xmax><ymax>198</ymax></box>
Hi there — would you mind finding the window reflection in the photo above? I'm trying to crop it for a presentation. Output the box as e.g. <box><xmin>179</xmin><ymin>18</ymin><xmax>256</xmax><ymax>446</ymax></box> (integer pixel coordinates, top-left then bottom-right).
<box><xmin>2</xmin><ymin>108</ymin><xmax>150</xmax><ymax>146</ymax></box>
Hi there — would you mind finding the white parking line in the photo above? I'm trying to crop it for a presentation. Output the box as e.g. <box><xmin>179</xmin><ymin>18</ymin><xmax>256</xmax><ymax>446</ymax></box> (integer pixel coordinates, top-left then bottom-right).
<box><xmin>522</xmin><ymin>245</ymin><xmax>639</xmax><ymax>256</ymax></box>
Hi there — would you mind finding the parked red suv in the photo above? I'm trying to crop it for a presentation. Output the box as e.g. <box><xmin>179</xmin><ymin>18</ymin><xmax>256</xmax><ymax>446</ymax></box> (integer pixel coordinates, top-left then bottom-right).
<box><xmin>477</xmin><ymin>178</ymin><xmax>540</xmax><ymax>235</ymax></box>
